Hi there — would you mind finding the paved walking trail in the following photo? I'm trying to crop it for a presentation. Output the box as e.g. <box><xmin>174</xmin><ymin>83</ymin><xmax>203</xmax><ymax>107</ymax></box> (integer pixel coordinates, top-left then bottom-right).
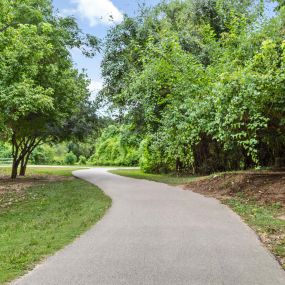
<box><xmin>13</xmin><ymin>168</ymin><xmax>285</xmax><ymax>285</ymax></box>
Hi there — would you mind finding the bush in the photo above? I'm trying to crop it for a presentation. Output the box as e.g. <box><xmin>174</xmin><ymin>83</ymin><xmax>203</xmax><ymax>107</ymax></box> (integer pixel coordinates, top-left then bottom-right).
<box><xmin>0</xmin><ymin>142</ymin><xmax>11</xmax><ymax>158</ymax></box>
<box><xmin>30</xmin><ymin>145</ymin><xmax>54</xmax><ymax>165</ymax></box>
<box><xmin>64</xmin><ymin>152</ymin><xmax>77</xmax><ymax>165</ymax></box>
<box><xmin>78</xmin><ymin>155</ymin><xmax>87</xmax><ymax>165</ymax></box>
<box><xmin>139</xmin><ymin>137</ymin><xmax>172</xmax><ymax>173</ymax></box>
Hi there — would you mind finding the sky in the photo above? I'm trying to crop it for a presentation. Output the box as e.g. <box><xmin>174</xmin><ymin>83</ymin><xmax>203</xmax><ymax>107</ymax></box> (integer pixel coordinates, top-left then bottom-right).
<box><xmin>53</xmin><ymin>0</ymin><xmax>160</xmax><ymax>98</ymax></box>
<box><xmin>52</xmin><ymin>0</ymin><xmax>277</xmax><ymax>98</ymax></box>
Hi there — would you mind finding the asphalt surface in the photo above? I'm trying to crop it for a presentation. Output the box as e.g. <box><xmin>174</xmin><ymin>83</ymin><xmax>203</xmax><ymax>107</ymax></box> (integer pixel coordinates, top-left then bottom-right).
<box><xmin>13</xmin><ymin>168</ymin><xmax>285</xmax><ymax>285</ymax></box>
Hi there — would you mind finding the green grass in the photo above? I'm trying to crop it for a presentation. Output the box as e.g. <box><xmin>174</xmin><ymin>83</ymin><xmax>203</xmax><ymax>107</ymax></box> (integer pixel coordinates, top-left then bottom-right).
<box><xmin>226</xmin><ymin>198</ymin><xmax>285</xmax><ymax>268</ymax></box>
<box><xmin>0</xmin><ymin>168</ymin><xmax>111</xmax><ymax>284</ymax></box>
<box><xmin>109</xmin><ymin>169</ymin><xmax>198</xmax><ymax>185</ymax></box>
<box><xmin>0</xmin><ymin>166</ymin><xmax>87</xmax><ymax>177</ymax></box>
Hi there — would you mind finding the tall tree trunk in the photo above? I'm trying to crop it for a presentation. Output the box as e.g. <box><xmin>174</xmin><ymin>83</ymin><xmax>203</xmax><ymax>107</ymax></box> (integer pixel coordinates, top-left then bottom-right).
<box><xmin>19</xmin><ymin>158</ymin><xmax>25</xmax><ymax>176</ymax></box>
<box><xmin>19</xmin><ymin>162</ymin><xmax>27</xmax><ymax>176</ymax></box>
<box><xmin>19</xmin><ymin>158</ymin><xmax>27</xmax><ymax>176</ymax></box>
<box><xmin>176</xmin><ymin>158</ymin><xmax>183</xmax><ymax>174</ymax></box>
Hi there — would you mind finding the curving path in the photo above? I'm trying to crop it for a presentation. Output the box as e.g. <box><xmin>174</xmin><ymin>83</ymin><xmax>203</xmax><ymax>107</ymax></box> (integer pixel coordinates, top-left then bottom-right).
<box><xmin>13</xmin><ymin>168</ymin><xmax>285</xmax><ymax>285</ymax></box>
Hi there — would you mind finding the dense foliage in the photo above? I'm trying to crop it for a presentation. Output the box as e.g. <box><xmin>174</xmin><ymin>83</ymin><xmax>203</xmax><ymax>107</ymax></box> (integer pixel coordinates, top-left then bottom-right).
<box><xmin>1</xmin><ymin>0</ymin><xmax>284</xmax><ymax>174</ymax></box>
<box><xmin>0</xmin><ymin>0</ymin><xmax>99</xmax><ymax>177</ymax></box>
<box><xmin>98</xmin><ymin>0</ymin><xmax>285</xmax><ymax>174</ymax></box>
<box><xmin>89</xmin><ymin>125</ymin><xmax>140</xmax><ymax>166</ymax></box>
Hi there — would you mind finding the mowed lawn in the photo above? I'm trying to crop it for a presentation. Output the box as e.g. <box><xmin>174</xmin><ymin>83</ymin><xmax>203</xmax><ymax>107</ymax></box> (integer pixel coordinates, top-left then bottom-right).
<box><xmin>0</xmin><ymin>167</ymin><xmax>111</xmax><ymax>284</ymax></box>
<box><xmin>0</xmin><ymin>165</ymin><xmax>86</xmax><ymax>177</ymax></box>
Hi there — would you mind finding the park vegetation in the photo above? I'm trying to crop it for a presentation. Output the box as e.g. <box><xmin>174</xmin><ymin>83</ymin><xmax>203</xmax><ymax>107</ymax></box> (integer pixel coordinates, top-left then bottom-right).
<box><xmin>0</xmin><ymin>0</ymin><xmax>99</xmax><ymax>178</ymax></box>
<box><xmin>96</xmin><ymin>0</ymin><xmax>285</xmax><ymax>174</ymax></box>
<box><xmin>1</xmin><ymin>0</ymin><xmax>285</xmax><ymax>177</ymax></box>
<box><xmin>0</xmin><ymin>0</ymin><xmax>284</xmax><ymax>276</ymax></box>
<box><xmin>0</xmin><ymin>167</ymin><xmax>111</xmax><ymax>283</ymax></box>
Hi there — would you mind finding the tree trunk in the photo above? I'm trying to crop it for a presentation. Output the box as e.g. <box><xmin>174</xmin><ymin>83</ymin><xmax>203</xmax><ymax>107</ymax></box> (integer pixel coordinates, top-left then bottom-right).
<box><xmin>19</xmin><ymin>159</ymin><xmax>25</xmax><ymax>176</ymax></box>
<box><xmin>176</xmin><ymin>158</ymin><xmax>183</xmax><ymax>174</ymax></box>
<box><xmin>11</xmin><ymin>133</ymin><xmax>19</xmax><ymax>179</ymax></box>
<box><xmin>19</xmin><ymin>152</ymin><xmax>31</xmax><ymax>176</ymax></box>
<box><xmin>10</xmin><ymin>133</ymin><xmax>42</xmax><ymax>179</ymax></box>
<box><xmin>19</xmin><ymin>164</ymin><xmax>27</xmax><ymax>176</ymax></box>
<box><xmin>11</xmin><ymin>159</ymin><xmax>19</xmax><ymax>179</ymax></box>
<box><xmin>19</xmin><ymin>158</ymin><xmax>27</xmax><ymax>176</ymax></box>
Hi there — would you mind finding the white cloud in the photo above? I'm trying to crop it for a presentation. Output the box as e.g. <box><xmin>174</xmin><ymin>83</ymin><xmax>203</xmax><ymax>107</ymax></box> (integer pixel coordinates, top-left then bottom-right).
<box><xmin>70</xmin><ymin>0</ymin><xmax>123</xmax><ymax>26</ymax></box>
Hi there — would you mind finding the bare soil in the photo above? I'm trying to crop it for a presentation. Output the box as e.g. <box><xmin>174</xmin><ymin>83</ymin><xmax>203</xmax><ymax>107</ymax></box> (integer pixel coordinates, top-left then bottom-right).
<box><xmin>0</xmin><ymin>174</ymin><xmax>71</xmax><ymax>195</ymax></box>
<box><xmin>184</xmin><ymin>170</ymin><xmax>285</xmax><ymax>205</ymax></box>
<box><xmin>0</xmin><ymin>174</ymin><xmax>73</xmax><ymax>210</ymax></box>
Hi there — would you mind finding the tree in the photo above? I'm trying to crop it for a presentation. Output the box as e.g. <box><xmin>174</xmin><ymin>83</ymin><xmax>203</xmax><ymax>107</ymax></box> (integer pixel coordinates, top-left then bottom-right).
<box><xmin>98</xmin><ymin>0</ymin><xmax>285</xmax><ymax>174</ymax></box>
<box><xmin>0</xmin><ymin>0</ymin><xmax>99</xmax><ymax>178</ymax></box>
<box><xmin>89</xmin><ymin>124</ymin><xmax>140</xmax><ymax>166</ymax></box>
<box><xmin>275</xmin><ymin>0</ymin><xmax>285</xmax><ymax>10</ymax></box>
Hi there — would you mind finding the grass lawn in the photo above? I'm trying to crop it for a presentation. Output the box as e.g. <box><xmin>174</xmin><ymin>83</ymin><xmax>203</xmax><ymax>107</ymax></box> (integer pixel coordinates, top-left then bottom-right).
<box><xmin>109</xmin><ymin>169</ymin><xmax>198</xmax><ymax>185</ymax></box>
<box><xmin>111</xmin><ymin>168</ymin><xmax>285</xmax><ymax>268</ymax></box>
<box><xmin>0</xmin><ymin>166</ymin><xmax>87</xmax><ymax>177</ymax></box>
<box><xmin>0</xmin><ymin>167</ymin><xmax>111</xmax><ymax>284</ymax></box>
<box><xmin>226</xmin><ymin>198</ymin><xmax>285</xmax><ymax>268</ymax></box>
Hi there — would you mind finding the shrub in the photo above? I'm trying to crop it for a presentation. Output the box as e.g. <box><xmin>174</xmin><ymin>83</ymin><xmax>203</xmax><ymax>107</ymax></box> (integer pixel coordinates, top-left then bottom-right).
<box><xmin>30</xmin><ymin>145</ymin><xmax>54</xmax><ymax>165</ymax></box>
<box><xmin>89</xmin><ymin>125</ymin><xmax>140</xmax><ymax>166</ymax></box>
<box><xmin>64</xmin><ymin>152</ymin><xmax>77</xmax><ymax>165</ymax></box>
<box><xmin>78</xmin><ymin>155</ymin><xmax>87</xmax><ymax>165</ymax></box>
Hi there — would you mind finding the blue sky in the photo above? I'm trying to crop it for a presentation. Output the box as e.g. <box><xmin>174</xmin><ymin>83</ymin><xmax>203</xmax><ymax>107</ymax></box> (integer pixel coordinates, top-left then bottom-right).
<box><xmin>53</xmin><ymin>0</ymin><xmax>277</xmax><ymax>98</ymax></box>
<box><xmin>53</xmin><ymin>0</ymin><xmax>160</xmax><ymax>98</ymax></box>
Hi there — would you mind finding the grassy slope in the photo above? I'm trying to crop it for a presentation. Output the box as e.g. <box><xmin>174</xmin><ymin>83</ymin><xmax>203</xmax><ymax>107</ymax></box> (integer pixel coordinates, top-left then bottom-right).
<box><xmin>0</xmin><ymin>167</ymin><xmax>111</xmax><ymax>284</ymax></box>
<box><xmin>110</xmin><ymin>168</ymin><xmax>285</xmax><ymax>268</ymax></box>
<box><xmin>109</xmin><ymin>169</ymin><xmax>198</xmax><ymax>185</ymax></box>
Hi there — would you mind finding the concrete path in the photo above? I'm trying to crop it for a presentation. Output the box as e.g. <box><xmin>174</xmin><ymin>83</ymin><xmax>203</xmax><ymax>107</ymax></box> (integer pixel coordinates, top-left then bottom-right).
<box><xmin>13</xmin><ymin>168</ymin><xmax>285</xmax><ymax>285</ymax></box>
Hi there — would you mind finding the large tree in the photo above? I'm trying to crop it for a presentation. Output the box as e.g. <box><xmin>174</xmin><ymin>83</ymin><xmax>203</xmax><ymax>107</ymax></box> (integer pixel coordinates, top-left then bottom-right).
<box><xmin>0</xmin><ymin>0</ymin><xmax>99</xmax><ymax>178</ymax></box>
<box><xmin>99</xmin><ymin>0</ymin><xmax>285</xmax><ymax>174</ymax></box>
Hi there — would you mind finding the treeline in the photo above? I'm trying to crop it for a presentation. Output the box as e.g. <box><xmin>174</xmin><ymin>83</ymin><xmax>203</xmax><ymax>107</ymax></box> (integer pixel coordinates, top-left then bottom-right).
<box><xmin>89</xmin><ymin>125</ymin><xmax>140</xmax><ymax>166</ymax></box>
<box><xmin>0</xmin><ymin>141</ymin><xmax>95</xmax><ymax>166</ymax></box>
<box><xmin>96</xmin><ymin>0</ymin><xmax>285</xmax><ymax>174</ymax></box>
<box><xmin>0</xmin><ymin>0</ymin><xmax>99</xmax><ymax>178</ymax></box>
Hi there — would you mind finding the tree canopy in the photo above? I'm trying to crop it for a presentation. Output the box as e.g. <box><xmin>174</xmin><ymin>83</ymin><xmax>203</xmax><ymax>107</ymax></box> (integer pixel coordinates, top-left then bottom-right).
<box><xmin>1</xmin><ymin>0</ymin><xmax>284</xmax><ymax>176</ymax></box>
<box><xmin>0</xmin><ymin>0</ymin><xmax>99</xmax><ymax>178</ymax></box>
<box><xmin>98</xmin><ymin>0</ymin><xmax>285</xmax><ymax>174</ymax></box>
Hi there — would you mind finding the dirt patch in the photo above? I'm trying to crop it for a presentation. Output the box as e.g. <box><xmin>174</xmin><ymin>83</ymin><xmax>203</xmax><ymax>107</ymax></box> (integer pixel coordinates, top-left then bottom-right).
<box><xmin>184</xmin><ymin>171</ymin><xmax>285</xmax><ymax>206</ymax></box>
<box><xmin>0</xmin><ymin>174</ymin><xmax>73</xmax><ymax>210</ymax></box>
<box><xmin>0</xmin><ymin>175</ymin><xmax>72</xmax><ymax>196</ymax></box>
